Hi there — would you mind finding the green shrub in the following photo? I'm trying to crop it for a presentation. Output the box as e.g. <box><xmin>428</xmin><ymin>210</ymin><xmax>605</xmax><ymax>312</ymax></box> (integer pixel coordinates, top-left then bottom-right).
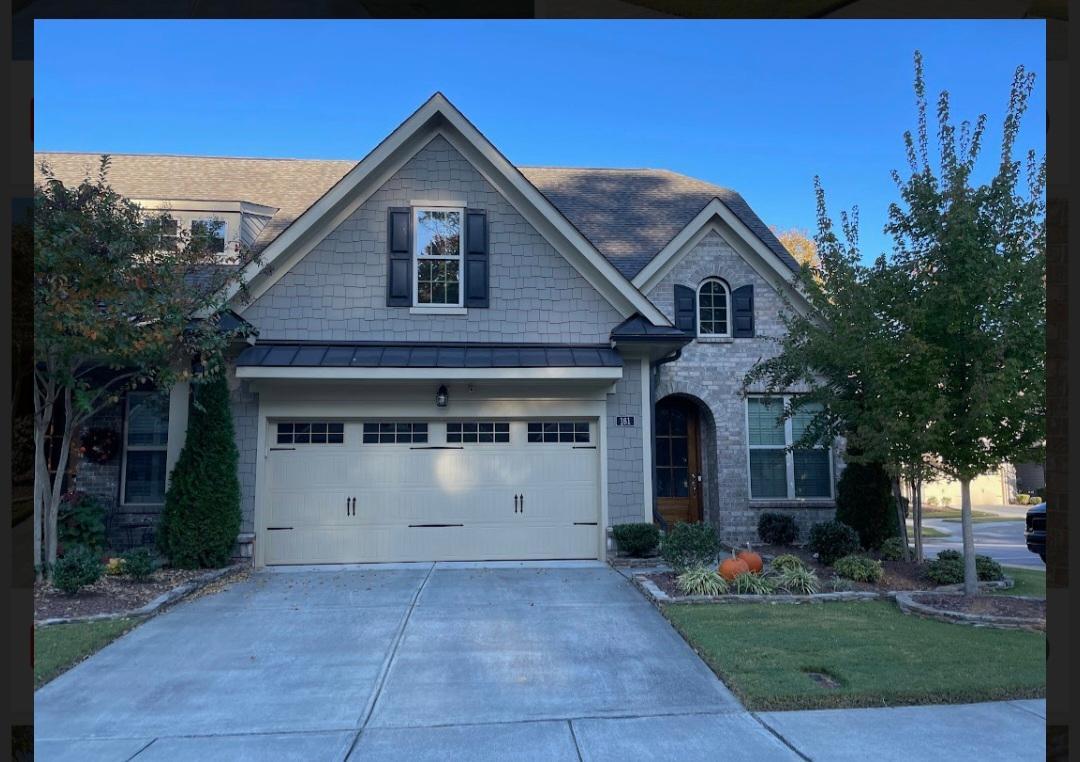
<box><xmin>756</xmin><ymin>512</ymin><xmax>799</xmax><ymax>545</ymax></box>
<box><xmin>121</xmin><ymin>547</ymin><xmax>158</xmax><ymax>582</ymax></box>
<box><xmin>1029</xmin><ymin>495</ymin><xmax>1041</xmax><ymax>505</ymax></box>
<box><xmin>924</xmin><ymin>550</ymin><xmax>1002</xmax><ymax>585</ymax></box>
<box><xmin>52</xmin><ymin>545</ymin><xmax>104</xmax><ymax>595</ymax></box>
<box><xmin>157</xmin><ymin>377</ymin><xmax>242</xmax><ymax>569</ymax></box>
<box><xmin>879</xmin><ymin>536</ymin><xmax>909</xmax><ymax>561</ymax></box>
<box><xmin>834</xmin><ymin>462</ymin><xmax>899</xmax><ymax>550</ymax></box>
<box><xmin>1017</xmin><ymin>494</ymin><xmax>1030</xmax><ymax>505</ymax></box>
<box><xmin>676</xmin><ymin>566</ymin><xmax>728</xmax><ymax>596</ymax></box>
<box><xmin>660</xmin><ymin>522</ymin><xmax>720</xmax><ymax>574</ymax></box>
<box><xmin>770</xmin><ymin>553</ymin><xmax>806</xmax><ymax>573</ymax></box>
<box><xmin>732</xmin><ymin>571</ymin><xmax>775</xmax><ymax>595</ymax></box>
<box><xmin>833</xmin><ymin>554</ymin><xmax>885</xmax><ymax>583</ymax></box>
<box><xmin>977</xmin><ymin>554</ymin><xmax>1005</xmax><ymax>581</ymax></box>
<box><xmin>924</xmin><ymin>554</ymin><xmax>963</xmax><ymax>585</ymax></box>
<box><xmin>940</xmin><ymin>496</ymin><xmax>953</xmax><ymax>507</ymax></box>
<box><xmin>613</xmin><ymin>523</ymin><xmax>660</xmax><ymax>557</ymax></box>
<box><xmin>774</xmin><ymin>565</ymin><xmax>820</xmax><ymax>595</ymax></box>
<box><xmin>927</xmin><ymin>496</ymin><xmax>940</xmax><ymax>507</ymax></box>
<box><xmin>829</xmin><ymin>576</ymin><xmax>855</xmax><ymax>592</ymax></box>
<box><xmin>807</xmin><ymin>520</ymin><xmax>861</xmax><ymax>566</ymax></box>
<box><xmin>58</xmin><ymin>492</ymin><xmax>107</xmax><ymax>553</ymax></box>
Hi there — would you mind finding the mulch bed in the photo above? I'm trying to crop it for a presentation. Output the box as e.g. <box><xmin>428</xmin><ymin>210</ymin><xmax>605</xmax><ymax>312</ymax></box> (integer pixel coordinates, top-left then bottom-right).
<box><xmin>649</xmin><ymin>544</ymin><xmax>938</xmax><ymax>598</ymax></box>
<box><xmin>911</xmin><ymin>593</ymin><xmax>1045</xmax><ymax>619</ymax></box>
<box><xmin>34</xmin><ymin>568</ymin><xmax>208</xmax><ymax>621</ymax></box>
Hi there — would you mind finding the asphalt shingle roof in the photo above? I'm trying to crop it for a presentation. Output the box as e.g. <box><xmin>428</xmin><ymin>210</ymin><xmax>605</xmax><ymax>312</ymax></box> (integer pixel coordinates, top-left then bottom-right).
<box><xmin>33</xmin><ymin>152</ymin><xmax>797</xmax><ymax>278</ymax></box>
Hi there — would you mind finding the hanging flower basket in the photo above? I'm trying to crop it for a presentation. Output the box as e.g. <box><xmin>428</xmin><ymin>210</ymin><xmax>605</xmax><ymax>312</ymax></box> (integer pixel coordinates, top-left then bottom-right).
<box><xmin>79</xmin><ymin>427</ymin><xmax>120</xmax><ymax>464</ymax></box>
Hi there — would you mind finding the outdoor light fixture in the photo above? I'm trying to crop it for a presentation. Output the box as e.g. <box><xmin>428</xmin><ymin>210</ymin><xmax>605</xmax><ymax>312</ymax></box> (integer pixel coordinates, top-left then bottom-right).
<box><xmin>435</xmin><ymin>384</ymin><xmax>449</xmax><ymax>408</ymax></box>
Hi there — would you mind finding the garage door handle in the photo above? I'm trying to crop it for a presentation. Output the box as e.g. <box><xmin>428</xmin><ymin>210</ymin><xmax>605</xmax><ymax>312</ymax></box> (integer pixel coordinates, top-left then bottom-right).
<box><xmin>514</xmin><ymin>494</ymin><xmax>519</xmax><ymax>513</ymax></box>
<box><xmin>520</xmin><ymin>494</ymin><xmax>525</xmax><ymax>514</ymax></box>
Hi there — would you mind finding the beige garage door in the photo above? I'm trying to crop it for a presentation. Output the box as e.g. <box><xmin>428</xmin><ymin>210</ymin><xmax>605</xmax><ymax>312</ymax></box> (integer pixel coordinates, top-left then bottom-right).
<box><xmin>262</xmin><ymin>419</ymin><xmax>600</xmax><ymax>564</ymax></box>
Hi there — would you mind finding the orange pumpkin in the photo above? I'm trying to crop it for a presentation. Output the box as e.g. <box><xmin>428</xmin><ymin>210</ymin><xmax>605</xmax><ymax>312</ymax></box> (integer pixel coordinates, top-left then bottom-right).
<box><xmin>718</xmin><ymin>556</ymin><xmax>750</xmax><ymax>582</ymax></box>
<box><xmin>737</xmin><ymin>550</ymin><xmax>764</xmax><ymax>574</ymax></box>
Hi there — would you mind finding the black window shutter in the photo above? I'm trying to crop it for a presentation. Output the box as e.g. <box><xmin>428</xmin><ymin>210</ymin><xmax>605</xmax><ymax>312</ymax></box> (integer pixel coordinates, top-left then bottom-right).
<box><xmin>464</xmin><ymin>209</ymin><xmax>489</xmax><ymax>308</ymax></box>
<box><xmin>387</xmin><ymin>207</ymin><xmax>411</xmax><ymax>307</ymax></box>
<box><xmin>732</xmin><ymin>284</ymin><xmax>755</xmax><ymax>337</ymax></box>
<box><xmin>674</xmin><ymin>284</ymin><xmax>696</xmax><ymax>334</ymax></box>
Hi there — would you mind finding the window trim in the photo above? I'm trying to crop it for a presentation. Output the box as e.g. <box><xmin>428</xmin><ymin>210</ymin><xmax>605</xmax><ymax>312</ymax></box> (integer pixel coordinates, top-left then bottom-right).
<box><xmin>120</xmin><ymin>391</ymin><xmax>170</xmax><ymax>507</ymax></box>
<box><xmin>190</xmin><ymin>217</ymin><xmax>230</xmax><ymax>255</ymax></box>
<box><xmin>412</xmin><ymin>205</ymin><xmax>465</xmax><ymax>309</ymax></box>
<box><xmin>746</xmin><ymin>395</ymin><xmax>834</xmax><ymax>501</ymax></box>
<box><xmin>696</xmin><ymin>278</ymin><xmax>731</xmax><ymax>338</ymax></box>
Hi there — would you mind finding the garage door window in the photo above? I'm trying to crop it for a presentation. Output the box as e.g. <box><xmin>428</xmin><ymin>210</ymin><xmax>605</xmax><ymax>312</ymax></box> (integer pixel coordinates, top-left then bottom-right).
<box><xmin>447</xmin><ymin>422</ymin><xmax>510</xmax><ymax>444</ymax></box>
<box><xmin>277</xmin><ymin>422</ymin><xmax>344</xmax><ymax>445</ymax></box>
<box><xmin>527</xmin><ymin>421</ymin><xmax>589</xmax><ymax>443</ymax></box>
<box><xmin>363</xmin><ymin>422</ymin><xmax>429</xmax><ymax>444</ymax></box>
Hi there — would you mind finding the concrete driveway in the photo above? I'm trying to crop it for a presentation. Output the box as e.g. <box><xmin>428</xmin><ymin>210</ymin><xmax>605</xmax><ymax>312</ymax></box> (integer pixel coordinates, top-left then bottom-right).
<box><xmin>35</xmin><ymin>562</ymin><xmax>797</xmax><ymax>760</ymax></box>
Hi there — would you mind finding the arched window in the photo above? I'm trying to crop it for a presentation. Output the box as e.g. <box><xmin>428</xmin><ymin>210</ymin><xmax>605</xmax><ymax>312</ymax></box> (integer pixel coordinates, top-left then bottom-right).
<box><xmin>697</xmin><ymin>279</ymin><xmax>730</xmax><ymax>337</ymax></box>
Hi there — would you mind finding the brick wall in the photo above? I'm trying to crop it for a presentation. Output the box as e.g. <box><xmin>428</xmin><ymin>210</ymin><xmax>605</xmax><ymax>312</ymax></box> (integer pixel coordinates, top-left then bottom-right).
<box><xmin>647</xmin><ymin>230</ymin><xmax>839</xmax><ymax>544</ymax></box>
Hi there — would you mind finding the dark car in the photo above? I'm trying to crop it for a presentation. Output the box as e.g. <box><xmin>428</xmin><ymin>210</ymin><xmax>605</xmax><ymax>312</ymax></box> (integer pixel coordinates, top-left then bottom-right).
<box><xmin>1025</xmin><ymin>502</ymin><xmax>1046</xmax><ymax>562</ymax></box>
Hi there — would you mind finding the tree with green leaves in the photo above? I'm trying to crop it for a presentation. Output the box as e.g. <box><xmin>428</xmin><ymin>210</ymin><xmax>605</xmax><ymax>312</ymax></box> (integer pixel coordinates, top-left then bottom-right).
<box><xmin>157</xmin><ymin>375</ymin><xmax>242</xmax><ymax>568</ymax></box>
<box><xmin>886</xmin><ymin>53</ymin><xmax>1045</xmax><ymax>594</ymax></box>
<box><xmin>33</xmin><ymin>157</ymin><xmax>259</xmax><ymax>578</ymax></box>
<box><xmin>746</xmin><ymin>52</ymin><xmax>1044</xmax><ymax>590</ymax></box>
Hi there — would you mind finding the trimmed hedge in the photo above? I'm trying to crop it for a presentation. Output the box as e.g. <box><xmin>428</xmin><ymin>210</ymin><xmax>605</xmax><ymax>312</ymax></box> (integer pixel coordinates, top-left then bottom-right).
<box><xmin>52</xmin><ymin>545</ymin><xmax>104</xmax><ymax>595</ymax></box>
<box><xmin>157</xmin><ymin>376</ymin><xmax>242</xmax><ymax>569</ymax></box>
<box><xmin>807</xmin><ymin>520</ymin><xmax>861</xmax><ymax>566</ymax></box>
<box><xmin>613</xmin><ymin>523</ymin><xmax>660</xmax><ymax>557</ymax></box>
<box><xmin>833</xmin><ymin>554</ymin><xmax>885</xmax><ymax>583</ymax></box>
<box><xmin>924</xmin><ymin>549</ymin><xmax>1006</xmax><ymax>585</ymax></box>
<box><xmin>757</xmin><ymin>512</ymin><xmax>799</xmax><ymax>546</ymax></box>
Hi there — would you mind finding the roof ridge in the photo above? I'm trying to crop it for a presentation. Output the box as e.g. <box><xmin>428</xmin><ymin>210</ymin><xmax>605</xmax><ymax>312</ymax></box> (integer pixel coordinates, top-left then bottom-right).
<box><xmin>34</xmin><ymin>150</ymin><xmax>358</xmax><ymax>164</ymax></box>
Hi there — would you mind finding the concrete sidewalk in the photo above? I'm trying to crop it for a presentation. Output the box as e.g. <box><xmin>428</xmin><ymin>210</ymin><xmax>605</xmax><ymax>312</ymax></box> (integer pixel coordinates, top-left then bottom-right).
<box><xmin>758</xmin><ymin>699</ymin><xmax>1046</xmax><ymax>761</ymax></box>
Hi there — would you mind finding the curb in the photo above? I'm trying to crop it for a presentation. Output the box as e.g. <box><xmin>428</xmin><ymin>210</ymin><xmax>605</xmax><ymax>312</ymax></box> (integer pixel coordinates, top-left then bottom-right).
<box><xmin>36</xmin><ymin>565</ymin><xmax>244</xmax><ymax>628</ymax></box>
<box><xmin>894</xmin><ymin>591</ymin><xmax>1045</xmax><ymax>631</ymax></box>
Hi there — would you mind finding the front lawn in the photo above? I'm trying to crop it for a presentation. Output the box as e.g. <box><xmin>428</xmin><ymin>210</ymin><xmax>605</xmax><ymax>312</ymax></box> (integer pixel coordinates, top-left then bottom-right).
<box><xmin>995</xmin><ymin>567</ymin><xmax>1046</xmax><ymax>598</ymax></box>
<box><xmin>35</xmin><ymin>618</ymin><xmax>138</xmax><ymax>688</ymax></box>
<box><xmin>922</xmin><ymin>508</ymin><xmax>1022</xmax><ymax>522</ymax></box>
<box><xmin>665</xmin><ymin>600</ymin><xmax>1044</xmax><ymax>711</ymax></box>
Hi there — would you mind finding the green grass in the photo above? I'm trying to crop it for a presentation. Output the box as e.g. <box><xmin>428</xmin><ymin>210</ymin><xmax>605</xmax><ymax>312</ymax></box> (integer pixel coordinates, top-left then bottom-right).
<box><xmin>993</xmin><ymin>567</ymin><xmax>1046</xmax><ymax>599</ymax></box>
<box><xmin>922</xmin><ymin>508</ymin><xmax>1022</xmax><ymax>522</ymax></box>
<box><xmin>907</xmin><ymin>524</ymin><xmax>949</xmax><ymax>538</ymax></box>
<box><xmin>664</xmin><ymin>601</ymin><xmax>1044</xmax><ymax>711</ymax></box>
<box><xmin>35</xmin><ymin>618</ymin><xmax>139</xmax><ymax>688</ymax></box>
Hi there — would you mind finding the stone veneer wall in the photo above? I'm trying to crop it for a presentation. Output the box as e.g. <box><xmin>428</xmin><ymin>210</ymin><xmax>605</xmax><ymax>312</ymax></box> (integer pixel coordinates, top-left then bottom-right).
<box><xmin>647</xmin><ymin>229</ymin><xmax>840</xmax><ymax>544</ymax></box>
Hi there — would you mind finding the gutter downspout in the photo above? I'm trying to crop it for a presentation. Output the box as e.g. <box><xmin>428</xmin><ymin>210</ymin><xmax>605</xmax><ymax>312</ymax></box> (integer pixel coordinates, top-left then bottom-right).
<box><xmin>649</xmin><ymin>348</ymin><xmax>683</xmax><ymax>531</ymax></box>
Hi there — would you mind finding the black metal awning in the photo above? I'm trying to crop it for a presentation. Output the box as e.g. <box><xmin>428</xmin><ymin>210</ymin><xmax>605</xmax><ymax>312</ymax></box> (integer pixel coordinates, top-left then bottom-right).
<box><xmin>236</xmin><ymin>342</ymin><xmax>624</xmax><ymax>369</ymax></box>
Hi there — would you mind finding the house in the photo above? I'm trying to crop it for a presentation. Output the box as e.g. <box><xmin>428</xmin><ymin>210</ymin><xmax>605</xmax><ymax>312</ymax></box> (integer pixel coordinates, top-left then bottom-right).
<box><xmin>36</xmin><ymin>93</ymin><xmax>839</xmax><ymax>566</ymax></box>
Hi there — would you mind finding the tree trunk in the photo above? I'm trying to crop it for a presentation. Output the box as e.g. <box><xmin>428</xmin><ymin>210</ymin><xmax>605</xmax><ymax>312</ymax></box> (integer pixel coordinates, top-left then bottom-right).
<box><xmin>960</xmin><ymin>478</ymin><xmax>978</xmax><ymax>596</ymax></box>
<box><xmin>913</xmin><ymin>476</ymin><xmax>924</xmax><ymax>562</ymax></box>
<box><xmin>45</xmin><ymin>387</ymin><xmax>76</xmax><ymax>568</ymax></box>
<box><xmin>33</xmin><ymin>376</ymin><xmax>57</xmax><ymax>580</ymax></box>
<box><xmin>893</xmin><ymin>478</ymin><xmax>911</xmax><ymax>562</ymax></box>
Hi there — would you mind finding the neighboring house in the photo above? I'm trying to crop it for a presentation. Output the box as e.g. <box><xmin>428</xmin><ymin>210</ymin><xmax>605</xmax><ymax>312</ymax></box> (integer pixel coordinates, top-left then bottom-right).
<box><xmin>36</xmin><ymin>93</ymin><xmax>839</xmax><ymax>566</ymax></box>
<box><xmin>906</xmin><ymin>463</ymin><xmax>1037</xmax><ymax>508</ymax></box>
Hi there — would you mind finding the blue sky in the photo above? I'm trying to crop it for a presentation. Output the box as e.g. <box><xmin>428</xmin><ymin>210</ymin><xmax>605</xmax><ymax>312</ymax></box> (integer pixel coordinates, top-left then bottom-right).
<box><xmin>35</xmin><ymin>20</ymin><xmax>1044</xmax><ymax>261</ymax></box>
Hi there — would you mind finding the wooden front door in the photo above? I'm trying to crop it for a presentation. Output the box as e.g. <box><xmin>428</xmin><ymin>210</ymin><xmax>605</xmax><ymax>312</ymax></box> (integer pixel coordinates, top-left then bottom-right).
<box><xmin>655</xmin><ymin>398</ymin><xmax>702</xmax><ymax>525</ymax></box>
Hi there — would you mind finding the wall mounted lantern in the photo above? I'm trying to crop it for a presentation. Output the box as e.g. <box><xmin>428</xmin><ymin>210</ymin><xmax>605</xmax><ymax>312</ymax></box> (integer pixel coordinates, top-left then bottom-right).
<box><xmin>435</xmin><ymin>384</ymin><xmax>449</xmax><ymax>408</ymax></box>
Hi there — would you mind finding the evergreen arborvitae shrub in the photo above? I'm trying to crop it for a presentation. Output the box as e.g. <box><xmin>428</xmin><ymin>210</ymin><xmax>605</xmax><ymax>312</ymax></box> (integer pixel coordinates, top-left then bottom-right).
<box><xmin>157</xmin><ymin>376</ymin><xmax>241</xmax><ymax>569</ymax></box>
<box><xmin>757</xmin><ymin>512</ymin><xmax>799</xmax><ymax>545</ymax></box>
<box><xmin>834</xmin><ymin>462</ymin><xmax>899</xmax><ymax>551</ymax></box>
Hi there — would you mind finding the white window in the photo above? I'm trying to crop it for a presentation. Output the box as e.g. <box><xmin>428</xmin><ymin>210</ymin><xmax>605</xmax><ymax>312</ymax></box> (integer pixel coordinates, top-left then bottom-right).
<box><xmin>191</xmin><ymin>218</ymin><xmax>229</xmax><ymax>255</ymax></box>
<box><xmin>277</xmin><ymin>422</ymin><xmax>344</xmax><ymax>445</ymax></box>
<box><xmin>121</xmin><ymin>392</ymin><xmax>170</xmax><ymax>505</ymax></box>
<box><xmin>447</xmin><ymin>422</ymin><xmax>510</xmax><ymax>444</ymax></box>
<box><xmin>362</xmin><ymin>422</ymin><xmax>429</xmax><ymax>444</ymax></box>
<box><xmin>526</xmin><ymin>421</ymin><xmax>590</xmax><ymax>444</ymax></box>
<box><xmin>414</xmin><ymin>207</ymin><xmax>463</xmax><ymax>307</ymax></box>
<box><xmin>697</xmin><ymin>278</ymin><xmax>730</xmax><ymax>337</ymax></box>
<box><xmin>747</xmin><ymin>396</ymin><xmax>832</xmax><ymax>499</ymax></box>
